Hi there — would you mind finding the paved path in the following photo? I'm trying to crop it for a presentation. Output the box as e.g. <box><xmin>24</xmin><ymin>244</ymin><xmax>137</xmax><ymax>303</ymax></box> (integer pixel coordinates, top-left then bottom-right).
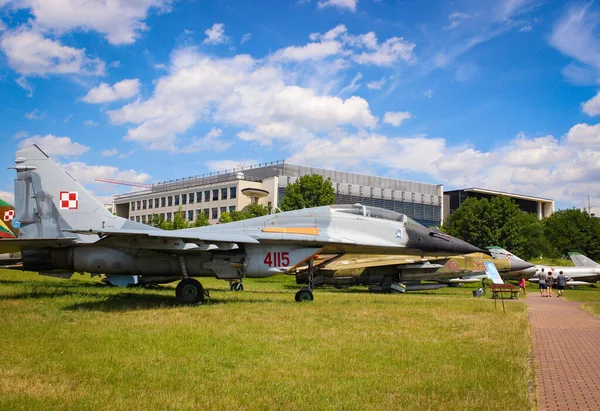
<box><xmin>525</xmin><ymin>294</ymin><xmax>600</xmax><ymax>410</ymax></box>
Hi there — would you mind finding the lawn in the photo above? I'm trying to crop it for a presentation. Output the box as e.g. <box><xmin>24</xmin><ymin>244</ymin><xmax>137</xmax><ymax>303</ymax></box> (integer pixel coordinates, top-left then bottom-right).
<box><xmin>559</xmin><ymin>284</ymin><xmax>600</xmax><ymax>317</ymax></box>
<box><xmin>0</xmin><ymin>269</ymin><xmax>533</xmax><ymax>410</ymax></box>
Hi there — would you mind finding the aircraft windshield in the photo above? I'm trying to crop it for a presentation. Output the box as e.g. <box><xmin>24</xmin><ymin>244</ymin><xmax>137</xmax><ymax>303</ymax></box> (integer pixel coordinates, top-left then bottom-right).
<box><xmin>330</xmin><ymin>204</ymin><xmax>425</xmax><ymax>227</ymax></box>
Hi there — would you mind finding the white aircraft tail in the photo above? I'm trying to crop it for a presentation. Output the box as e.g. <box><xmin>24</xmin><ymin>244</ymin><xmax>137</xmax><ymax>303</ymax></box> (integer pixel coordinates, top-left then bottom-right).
<box><xmin>13</xmin><ymin>145</ymin><xmax>147</xmax><ymax>240</ymax></box>
<box><xmin>486</xmin><ymin>246</ymin><xmax>525</xmax><ymax>261</ymax></box>
<box><xmin>568</xmin><ymin>252</ymin><xmax>600</xmax><ymax>268</ymax></box>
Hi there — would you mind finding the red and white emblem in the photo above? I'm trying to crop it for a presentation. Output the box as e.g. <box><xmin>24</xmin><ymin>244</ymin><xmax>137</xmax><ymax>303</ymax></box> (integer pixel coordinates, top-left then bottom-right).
<box><xmin>3</xmin><ymin>210</ymin><xmax>14</xmax><ymax>221</ymax></box>
<box><xmin>60</xmin><ymin>191</ymin><xmax>79</xmax><ymax>209</ymax></box>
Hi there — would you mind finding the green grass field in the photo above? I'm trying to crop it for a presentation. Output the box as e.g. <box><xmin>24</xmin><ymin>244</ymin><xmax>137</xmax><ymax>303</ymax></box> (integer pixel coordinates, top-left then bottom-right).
<box><xmin>558</xmin><ymin>284</ymin><xmax>600</xmax><ymax>317</ymax></box>
<box><xmin>0</xmin><ymin>270</ymin><xmax>535</xmax><ymax>410</ymax></box>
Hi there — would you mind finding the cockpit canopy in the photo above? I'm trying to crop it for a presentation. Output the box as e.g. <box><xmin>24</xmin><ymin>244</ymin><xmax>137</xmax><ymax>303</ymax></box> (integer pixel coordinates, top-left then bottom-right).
<box><xmin>330</xmin><ymin>204</ymin><xmax>425</xmax><ymax>227</ymax></box>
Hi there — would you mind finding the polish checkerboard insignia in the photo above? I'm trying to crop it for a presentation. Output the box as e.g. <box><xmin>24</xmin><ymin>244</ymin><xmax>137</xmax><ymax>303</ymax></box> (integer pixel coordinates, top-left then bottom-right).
<box><xmin>60</xmin><ymin>191</ymin><xmax>78</xmax><ymax>209</ymax></box>
<box><xmin>3</xmin><ymin>210</ymin><xmax>14</xmax><ymax>221</ymax></box>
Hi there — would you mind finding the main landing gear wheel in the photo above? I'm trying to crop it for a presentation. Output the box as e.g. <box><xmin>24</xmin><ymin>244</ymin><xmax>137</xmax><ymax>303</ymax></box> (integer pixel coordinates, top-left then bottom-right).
<box><xmin>230</xmin><ymin>282</ymin><xmax>244</xmax><ymax>292</ymax></box>
<box><xmin>176</xmin><ymin>278</ymin><xmax>205</xmax><ymax>305</ymax></box>
<box><xmin>295</xmin><ymin>289</ymin><xmax>314</xmax><ymax>302</ymax></box>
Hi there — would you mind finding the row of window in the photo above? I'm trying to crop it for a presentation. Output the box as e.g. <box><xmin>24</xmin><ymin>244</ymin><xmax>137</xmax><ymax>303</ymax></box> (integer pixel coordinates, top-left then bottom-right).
<box><xmin>130</xmin><ymin>187</ymin><xmax>237</xmax><ymax>211</ymax></box>
<box><xmin>131</xmin><ymin>206</ymin><xmax>237</xmax><ymax>224</ymax></box>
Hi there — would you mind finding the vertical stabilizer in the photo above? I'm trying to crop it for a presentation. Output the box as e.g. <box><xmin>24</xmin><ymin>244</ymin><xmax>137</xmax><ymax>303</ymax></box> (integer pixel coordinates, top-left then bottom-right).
<box><xmin>12</xmin><ymin>145</ymin><xmax>150</xmax><ymax>241</ymax></box>
<box><xmin>568</xmin><ymin>252</ymin><xmax>600</xmax><ymax>268</ymax></box>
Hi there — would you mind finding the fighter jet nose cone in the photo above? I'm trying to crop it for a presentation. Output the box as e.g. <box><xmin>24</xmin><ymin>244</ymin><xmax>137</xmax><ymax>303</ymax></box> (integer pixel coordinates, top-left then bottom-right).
<box><xmin>510</xmin><ymin>259</ymin><xmax>535</xmax><ymax>271</ymax></box>
<box><xmin>405</xmin><ymin>226</ymin><xmax>481</xmax><ymax>255</ymax></box>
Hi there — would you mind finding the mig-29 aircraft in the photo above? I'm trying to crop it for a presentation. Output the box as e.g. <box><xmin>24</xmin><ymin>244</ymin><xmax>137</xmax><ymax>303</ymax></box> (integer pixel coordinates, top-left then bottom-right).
<box><xmin>1</xmin><ymin>145</ymin><xmax>481</xmax><ymax>304</ymax></box>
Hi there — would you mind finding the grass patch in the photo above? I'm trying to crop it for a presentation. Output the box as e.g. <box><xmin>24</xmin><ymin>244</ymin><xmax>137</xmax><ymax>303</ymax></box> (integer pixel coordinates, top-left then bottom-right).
<box><xmin>0</xmin><ymin>269</ymin><xmax>533</xmax><ymax>410</ymax></box>
<box><xmin>558</xmin><ymin>284</ymin><xmax>600</xmax><ymax>317</ymax></box>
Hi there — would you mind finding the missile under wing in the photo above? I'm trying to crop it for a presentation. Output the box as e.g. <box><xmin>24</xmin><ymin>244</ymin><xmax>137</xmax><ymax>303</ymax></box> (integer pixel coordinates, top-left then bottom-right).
<box><xmin>4</xmin><ymin>145</ymin><xmax>481</xmax><ymax>304</ymax></box>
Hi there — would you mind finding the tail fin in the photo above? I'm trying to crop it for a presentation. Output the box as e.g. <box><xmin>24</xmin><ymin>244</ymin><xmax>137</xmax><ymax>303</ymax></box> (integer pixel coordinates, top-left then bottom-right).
<box><xmin>568</xmin><ymin>252</ymin><xmax>600</xmax><ymax>268</ymax></box>
<box><xmin>12</xmin><ymin>145</ymin><xmax>147</xmax><ymax>240</ymax></box>
<box><xmin>486</xmin><ymin>246</ymin><xmax>525</xmax><ymax>261</ymax></box>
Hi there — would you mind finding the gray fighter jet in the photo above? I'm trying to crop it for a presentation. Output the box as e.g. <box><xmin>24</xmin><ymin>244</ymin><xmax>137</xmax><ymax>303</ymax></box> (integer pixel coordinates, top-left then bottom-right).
<box><xmin>489</xmin><ymin>247</ymin><xmax>600</xmax><ymax>286</ymax></box>
<box><xmin>2</xmin><ymin>145</ymin><xmax>481</xmax><ymax>304</ymax></box>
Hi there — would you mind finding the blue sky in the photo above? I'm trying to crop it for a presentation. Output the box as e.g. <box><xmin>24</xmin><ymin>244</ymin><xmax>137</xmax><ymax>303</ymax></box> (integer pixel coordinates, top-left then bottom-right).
<box><xmin>1</xmin><ymin>0</ymin><xmax>599</xmax><ymax>211</ymax></box>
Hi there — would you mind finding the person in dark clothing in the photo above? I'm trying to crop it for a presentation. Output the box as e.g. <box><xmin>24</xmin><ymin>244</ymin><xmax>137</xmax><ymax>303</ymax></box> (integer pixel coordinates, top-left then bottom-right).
<box><xmin>557</xmin><ymin>271</ymin><xmax>566</xmax><ymax>297</ymax></box>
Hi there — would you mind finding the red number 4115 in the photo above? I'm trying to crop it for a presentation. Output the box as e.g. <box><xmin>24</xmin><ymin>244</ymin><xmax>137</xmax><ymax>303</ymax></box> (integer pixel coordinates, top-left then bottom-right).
<box><xmin>264</xmin><ymin>252</ymin><xmax>290</xmax><ymax>267</ymax></box>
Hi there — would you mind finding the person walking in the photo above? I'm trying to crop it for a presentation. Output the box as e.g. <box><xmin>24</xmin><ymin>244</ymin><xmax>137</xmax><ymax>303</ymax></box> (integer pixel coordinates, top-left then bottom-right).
<box><xmin>538</xmin><ymin>268</ymin><xmax>548</xmax><ymax>297</ymax></box>
<box><xmin>519</xmin><ymin>277</ymin><xmax>527</xmax><ymax>296</ymax></box>
<box><xmin>557</xmin><ymin>271</ymin><xmax>566</xmax><ymax>297</ymax></box>
<box><xmin>547</xmin><ymin>273</ymin><xmax>554</xmax><ymax>297</ymax></box>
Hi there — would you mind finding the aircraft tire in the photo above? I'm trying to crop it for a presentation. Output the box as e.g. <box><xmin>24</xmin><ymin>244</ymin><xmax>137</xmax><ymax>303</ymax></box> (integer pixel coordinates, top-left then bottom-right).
<box><xmin>176</xmin><ymin>278</ymin><xmax>205</xmax><ymax>305</ymax></box>
<box><xmin>295</xmin><ymin>289</ymin><xmax>314</xmax><ymax>302</ymax></box>
<box><xmin>230</xmin><ymin>282</ymin><xmax>244</xmax><ymax>292</ymax></box>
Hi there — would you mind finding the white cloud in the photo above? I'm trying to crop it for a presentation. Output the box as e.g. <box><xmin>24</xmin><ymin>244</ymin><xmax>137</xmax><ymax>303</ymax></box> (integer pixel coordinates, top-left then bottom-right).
<box><xmin>18</xmin><ymin>134</ymin><xmax>89</xmax><ymax>158</ymax></box>
<box><xmin>82</xmin><ymin>79</ymin><xmax>140</xmax><ymax>103</ymax></box>
<box><xmin>180</xmin><ymin>127</ymin><xmax>231</xmax><ymax>153</ymax></box>
<box><xmin>64</xmin><ymin>114</ymin><xmax>73</xmax><ymax>123</ymax></box>
<box><xmin>272</xmin><ymin>40</ymin><xmax>342</xmax><ymax>62</ymax></box>
<box><xmin>241</xmin><ymin>33</ymin><xmax>252</xmax><ymax>44</ymax></box>
<box><xmin>2</xmin><ymin>0</ymin><xmax>171</xmax><ymax>45</ymax></box>
<box><xmin>317</xmin><ymin>0</ymin><xmax>357</xmax><ymax>12</ymax></box>
<box><xmin>424</xmin><ymin>89</ymin><xmax>434</xmax><ymax>98</ymax></box>
<box><xmin>204</xmin><ymin>23</ymin><xmax>229</xmax><ymax>45</ymax></box>
<box><xmin>565</xmin><ymin>123</ymin><xmax>600</xmax><ymax>148</ymax></box>
<box><xmin>84</xmin><ymin>119</ymin><xmax>98</xmax><ymax>126</ymax></box>
<box><xmin>206</xmin><ymin>159</ymin><xmax>260</xmax><ymax>172</ymax></box>
<box><xmin>12</xmin><ymin>131</ymin><xmax>29</xmax><ymax>139</ymax></box>
<box><xmin>0</xmin><ymin>20</ymin><xmax>6</xmax><ymax>32</ymax></box>
<box><xmin>353</xmin><ymin>36</ymin><xmax>416</xmax><ymax>66</ymax></box>
<box><xmin>383</xmin><ymin>111</ymin><xmax>412</xmax><ymax>126</ymax></box>
<box><xmin>61</xmin><ymin>162</ymin><xmax>151</xmax><ymax>185</ymax></box>
<box><xmin>366</xmin><ymin>77</ymin><xmax>385</xmax><ymax>90</ymax></box>
<box><xmin>288</xmin><ymin>128</ymin><xmax>600</xmax><ymax>209</ymax></box>
<box><xmin>0</xmin><ymin>190</ymin><xmax>14</xmax><ymax>206</ymax></box>
<box><xmin>107</xmin><ymin>47</ymin><xmax>378</xmax><ymax>151</ymax></box>
<box><xmin>25</xmin><ymin>108</ymin><xmax>43</xmax><ymax>120</ymax></box>
<box><xmin>445</xmin><ymin>11</ymin><xmax>471</xmax><ymax>30</ymax></box>
<box><xmin>582</xmin><ymin>91</ymin><xmax>600</xmax><ymax>116</ymax></box>
<box><xmin>0</xmin><ymin>27</ymin><xmax>105</xmax><ymax>76</ymax></box>
<box><xmin>550</xmin><ymin>3</ymin><xmax>600</xmax><ymax>84</ymax></box>
<box><xmin>101</xmin><ymin>149</ymin><xmax>118</xmax><ymax>157</ymax></box>
<box><xmin>16</xmin><ymin>76</ymin><xmax>34</xmax><ymax>96</ymax></box>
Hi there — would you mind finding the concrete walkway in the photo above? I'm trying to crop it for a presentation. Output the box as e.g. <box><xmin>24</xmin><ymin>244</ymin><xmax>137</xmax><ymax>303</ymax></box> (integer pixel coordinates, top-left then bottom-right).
<box><xmin>525</xmin><ymin>294</ymin><xmax>600</xmax><ymax>410</ymax></box>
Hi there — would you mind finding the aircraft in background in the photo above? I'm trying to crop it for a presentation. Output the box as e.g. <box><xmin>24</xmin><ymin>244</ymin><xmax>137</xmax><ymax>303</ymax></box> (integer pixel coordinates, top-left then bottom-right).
<box><xmin>488</xmin><ymin>247</ymin><xmax>600</xmax><ymax>286</ymax></box>
<box><xmin>1</xmin><ymin>145</ymin><xmax>482</xmax><ymax>304</ymax></box>
<box><xmin>568</xmin><ymin>252</ymin><xmax>600</xmax><ymax>268</ymax></box>
<box><xmin>294</xmin><ymin>250</ymin><xmax>534</xmax><ymax>292</ymax></box>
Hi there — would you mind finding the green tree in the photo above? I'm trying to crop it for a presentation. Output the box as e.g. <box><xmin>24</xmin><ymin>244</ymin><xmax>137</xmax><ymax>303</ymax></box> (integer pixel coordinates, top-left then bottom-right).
<box><xmin>218</xmin><ymin>204</ymin><xmax>270</xmax><ymax>224</ymax></box>
<box><xmin>442</xmin><ymin>196</ymin><xmax>544</xmax><ymax>258</ymax></box>
<box><xmin>543</xmin><ymin>208</ymin><xmax>600</xmax><ymax>260</ymax></box>
<box><xmin>219</xmin><ymin>211</ymin><xmax>234</xmax><ymax>224</ymax></box>
<box><xmin>172</xmin><ymin>206</ymin><xmax>189</xmax><ymax>230</ymax></box>
<box><xmin>280</xmin><ymin>174</ymin><xmax>336</xmax><ymax>211</ymax></box>
<box><xmin>150</xmin><ymin>213</ymin><xmax>165</xmax><ymax>228</ymax></box>
<box><xmin>192</xmin><ymin>212</ymin><xmax>210</xmax><ymax>227</ymax></box>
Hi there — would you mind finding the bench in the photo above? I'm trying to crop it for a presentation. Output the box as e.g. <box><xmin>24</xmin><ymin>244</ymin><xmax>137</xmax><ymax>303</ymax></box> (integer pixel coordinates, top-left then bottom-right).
<box><xmin>489</xmin><ymin>283</ymin><xmax>520</xmax><ymax>300</ymax></box>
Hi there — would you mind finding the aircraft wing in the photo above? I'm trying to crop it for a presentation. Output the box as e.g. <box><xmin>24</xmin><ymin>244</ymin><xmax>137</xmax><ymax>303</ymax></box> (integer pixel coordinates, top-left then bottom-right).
<box><xmin>64</xmin><ymin>228</ymin><xmax>260</xmax><ymax>243</ymax></box>
<box><xmin>0</xmin><ymin>238</ymin><xmax>76</xmax><ymax>254</ymax></box>
<box><xmin>63</xmin><ymin>228</ymin><xmax>260</xmax><ymax>252</ymax></box>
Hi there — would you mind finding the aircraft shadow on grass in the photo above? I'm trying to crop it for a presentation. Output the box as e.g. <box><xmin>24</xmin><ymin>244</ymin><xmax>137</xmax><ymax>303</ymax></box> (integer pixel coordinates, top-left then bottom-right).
<box><xmin>0</xmin><ymin>280</ymin><xmax>295</xmax><ymax>311</ymax></box>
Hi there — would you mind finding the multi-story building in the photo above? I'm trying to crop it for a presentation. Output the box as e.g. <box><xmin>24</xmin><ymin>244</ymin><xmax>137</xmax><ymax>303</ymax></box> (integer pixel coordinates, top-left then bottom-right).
<box><xmin>443</xmin><ymin>187</ymin><xmax>555</xmax><ymax>221</ymax></box>
<box><xmin>113</xmin><ymin>161</ymin><xmax>445</xmax><ymax>227</ymax></box>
